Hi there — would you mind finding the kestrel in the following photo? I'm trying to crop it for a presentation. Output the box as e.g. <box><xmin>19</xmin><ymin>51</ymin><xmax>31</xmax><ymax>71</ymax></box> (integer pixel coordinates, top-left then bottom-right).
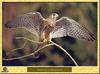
<box><xmin>5</xmin><ymin>12</ymin><xmax>95</xmax><ymax>42</ymax></box>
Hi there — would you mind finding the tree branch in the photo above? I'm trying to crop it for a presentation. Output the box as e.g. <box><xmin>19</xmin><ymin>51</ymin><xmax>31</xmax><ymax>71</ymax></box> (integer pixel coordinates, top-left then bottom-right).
<box><xmin>50</xmin><ymin>41</ymin><xmax>78</xmax><ymax>66</ymax></box>
<box><xmin>4</xmin><ymin>37</ymin><xmax>78</xmax><ymax>66</ymax></box>
<box><xmin>3</xmin><ymin>43</ymin><xmax>54</xmax><ymax>61</ymax></box>
<box><xmin>16</xmin><ymin>37</ymin><xmax>44</xmax><ymax>44</ymax></box>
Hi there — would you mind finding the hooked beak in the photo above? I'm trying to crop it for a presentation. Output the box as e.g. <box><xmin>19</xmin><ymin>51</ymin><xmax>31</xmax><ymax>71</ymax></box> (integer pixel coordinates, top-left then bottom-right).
<box><xmin>49</xmin><ymin>13</ymin><xmax>59</xmax><ymax>20</ymax></box>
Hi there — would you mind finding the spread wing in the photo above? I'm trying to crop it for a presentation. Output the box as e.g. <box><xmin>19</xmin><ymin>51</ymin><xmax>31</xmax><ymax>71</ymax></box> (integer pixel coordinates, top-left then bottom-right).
<box><xmin>5</xmin><ymin>12</ymin><xmax>45</xmax><ymax>37</ymax></box>
<box><xmin>51</xmin><ymin>17</ymin><xmax>95</xmax><ymax>41</ymax></box>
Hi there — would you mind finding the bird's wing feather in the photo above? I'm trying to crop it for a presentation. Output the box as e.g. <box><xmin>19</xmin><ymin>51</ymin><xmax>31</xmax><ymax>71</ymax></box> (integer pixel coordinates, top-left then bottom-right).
<box><xmin>51</xmin><ymin>17</ymin><xmax>95</xmax><ymax>41</ymax></box>
<box><xmin>6</xmin><ymin>12</ymin><xmax>45</xmax><ymax>36</ymax></box>
<box><xmin>50</xmin><ymin>27</ymin><xmax>66</xmax><ymax>38</ymax></box>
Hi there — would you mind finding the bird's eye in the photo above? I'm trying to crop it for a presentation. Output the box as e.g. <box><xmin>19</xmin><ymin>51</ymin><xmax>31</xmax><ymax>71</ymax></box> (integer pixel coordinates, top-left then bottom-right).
<box><xmin>52</xmin><ymin>13</ymin><xmax>57</xmax><ymax>16</ymax></box>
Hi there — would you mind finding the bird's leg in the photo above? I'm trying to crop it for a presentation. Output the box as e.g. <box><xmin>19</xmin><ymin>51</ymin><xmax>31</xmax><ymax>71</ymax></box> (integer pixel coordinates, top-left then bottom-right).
<box><xmin>33</xmin><ymin>38</ymin><xmax>52</xmax><ymax>58</ymax></box>
<box><xmin>33</xmin><ymin>37</ymin><xmax>52</xmax><ymax>58</ymax></box>
<box><xmin>43</xmin><ymin>31</ymin><xmax>52</xmax><ymax>44</ymax></box>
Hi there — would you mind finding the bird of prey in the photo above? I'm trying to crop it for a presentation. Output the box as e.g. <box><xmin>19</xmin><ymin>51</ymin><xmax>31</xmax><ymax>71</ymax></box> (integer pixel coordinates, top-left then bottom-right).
<box><xmin>5</xmin><ymin>12</ymin><xmax>95</xmax><ymax>42</ymax></box>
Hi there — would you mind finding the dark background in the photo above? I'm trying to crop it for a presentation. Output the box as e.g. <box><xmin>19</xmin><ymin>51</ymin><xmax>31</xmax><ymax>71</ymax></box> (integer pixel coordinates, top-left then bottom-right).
<box><xmin>2</xmin><ymin>2</ymin><xmax>97</xmax><ymax>66</ymax></box>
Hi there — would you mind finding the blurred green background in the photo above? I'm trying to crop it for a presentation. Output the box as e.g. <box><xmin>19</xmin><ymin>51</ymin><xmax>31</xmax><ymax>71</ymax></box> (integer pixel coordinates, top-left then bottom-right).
<box><xmin>2</xmin><ymin>2</ymin><xmax>97</xmax><ymax>66</ymax></box>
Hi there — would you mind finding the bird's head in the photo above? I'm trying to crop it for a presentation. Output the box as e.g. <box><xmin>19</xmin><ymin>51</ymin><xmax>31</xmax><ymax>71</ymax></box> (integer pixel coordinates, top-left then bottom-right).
<box><xmin>49</xmin><ymin>13</ymin><xmax>59</xmax><ymax>21</ymax></box>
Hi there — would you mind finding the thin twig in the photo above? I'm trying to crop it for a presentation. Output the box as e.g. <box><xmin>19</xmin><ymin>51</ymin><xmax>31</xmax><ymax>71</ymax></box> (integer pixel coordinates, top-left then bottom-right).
<box><xmin>6</xmin><ymin>37</ymin><xmax>44</xmax><ymax>55</ymax></box>
<box><xmin>3</xmin><ymin>44</ymin><xmax>54</xmax><ymax>60</ymax></box>
<box><xmin>50</xmin><ymin>41</ymin><xmax>78</xmax><ymax>66</ymax></box>
<box><xmin>4</xmin><ymin>37</ymin><xmax>78</xmax><ymax>66</ymax></box>
<box><xmin>7</xmin><ymin>40</ymin><xmax>27</xmax><ymax>55</ymax></box>
<box><xmin>16</xmin><ymin>37</ymin><xmax>44</xmax><ymax>44</ymax></box>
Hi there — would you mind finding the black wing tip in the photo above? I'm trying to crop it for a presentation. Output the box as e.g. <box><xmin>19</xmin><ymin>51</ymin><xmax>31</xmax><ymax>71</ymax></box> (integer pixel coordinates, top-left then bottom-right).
<box><xmin>88</xmin><ymin>33</ymin><xmax>96</xmax><ymax>41</ymax></box>
<box><xmin>5</xmin><ymin>21</ymin><xmax>12</xmax><ymax>28</ymax></box>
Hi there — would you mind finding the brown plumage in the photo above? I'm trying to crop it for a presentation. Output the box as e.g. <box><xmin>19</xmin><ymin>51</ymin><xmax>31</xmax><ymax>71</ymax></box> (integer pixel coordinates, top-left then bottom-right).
<box><xmin>5</xmin><ymin>12</ymin><xmax>95</xmax><ymax>42</ymax></box>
